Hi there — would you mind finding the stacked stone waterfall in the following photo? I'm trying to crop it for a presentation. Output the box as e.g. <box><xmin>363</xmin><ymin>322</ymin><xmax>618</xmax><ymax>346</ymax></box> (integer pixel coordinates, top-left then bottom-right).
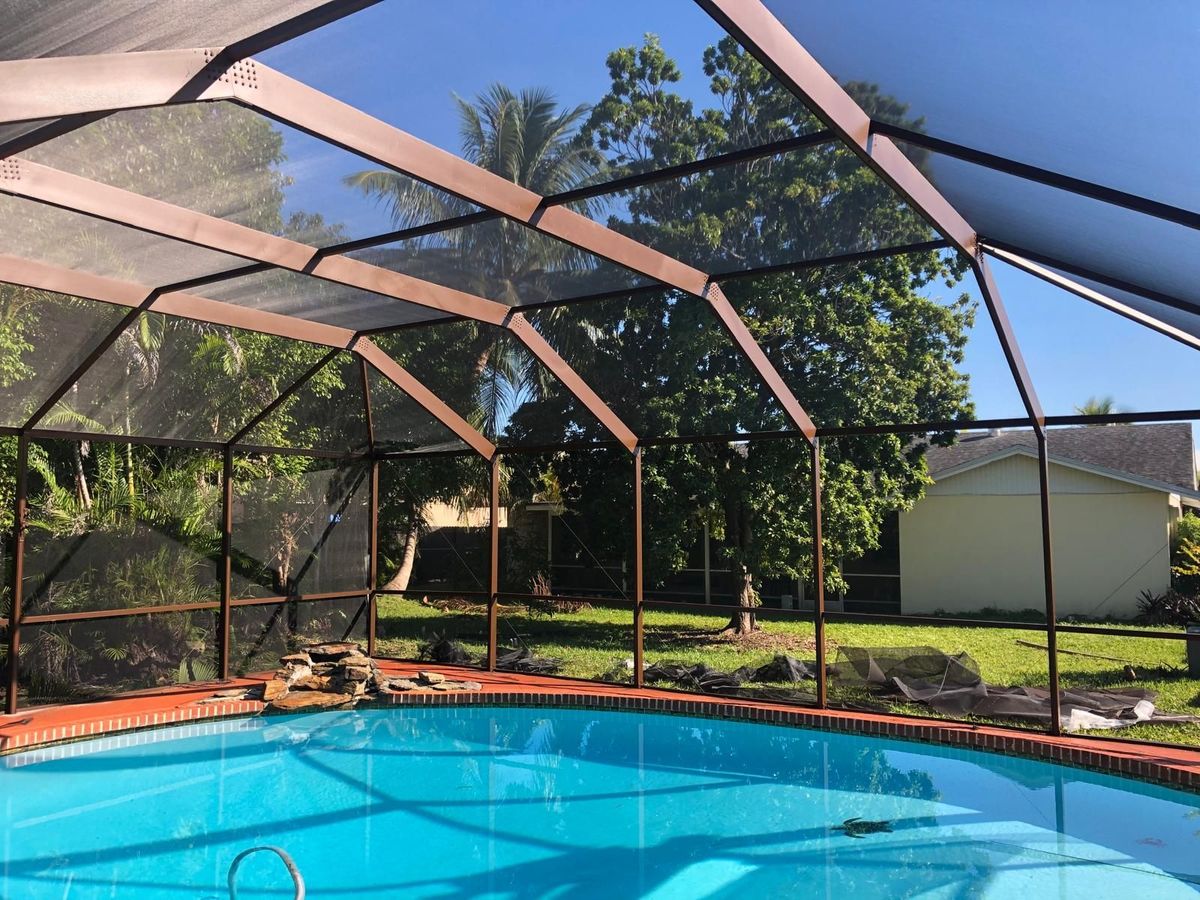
<box><xmin>258</xmin><ymin>642</ymin><xmax>482</xmax><ymax>711</ymax></box>
<box><xmin>261</xmin><ymin>642</ymin><xmax>381</xmax><ymax>711</ymax></box>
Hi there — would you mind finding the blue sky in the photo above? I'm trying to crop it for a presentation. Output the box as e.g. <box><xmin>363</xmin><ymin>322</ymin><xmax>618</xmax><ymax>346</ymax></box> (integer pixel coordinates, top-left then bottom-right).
<box><xmin>259</xmin><ymin>1</ymin><xmax>1200</xmax><ymax>430</ymax></box>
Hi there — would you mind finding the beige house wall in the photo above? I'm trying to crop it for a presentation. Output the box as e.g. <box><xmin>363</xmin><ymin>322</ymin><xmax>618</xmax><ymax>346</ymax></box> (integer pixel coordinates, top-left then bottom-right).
<box><xmin>900</xmin><ymin>454</ymin><xmax>1173</xmax><ymax>619</ymax></box>
<box><xmin>422</xmin><ymin>502</ymin><xmax>504</xmax><ymax>530</ymax></box>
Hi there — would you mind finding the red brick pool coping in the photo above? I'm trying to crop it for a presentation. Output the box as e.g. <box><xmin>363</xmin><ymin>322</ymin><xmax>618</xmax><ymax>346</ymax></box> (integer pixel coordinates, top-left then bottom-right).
<box><xmin>2</xmin><ymin>659</ymin><xmax>1197</xmax><ymax>791</ymax></box>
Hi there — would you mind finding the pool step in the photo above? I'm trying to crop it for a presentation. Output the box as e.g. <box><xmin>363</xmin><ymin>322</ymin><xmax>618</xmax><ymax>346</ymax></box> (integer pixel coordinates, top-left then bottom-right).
<box><xmin>228</xmin><ymin>846</ymin><xmax>305</xmax><ymax>899</ymax></box>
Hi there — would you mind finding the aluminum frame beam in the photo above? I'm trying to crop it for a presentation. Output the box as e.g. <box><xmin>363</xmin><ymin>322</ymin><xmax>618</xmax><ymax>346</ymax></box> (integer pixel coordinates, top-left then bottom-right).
<box><xmin>696</xmin><ymin>0</ymin><xmax>1045</xmax><ymax>429</ymax></box>
<box><xmin>0</xmin><ymin>157</ymin><xmax>638</xmax><ymax>451</ymax></box>
<box><xmin>873</xmin><ymin>123</ymin><xmax>1200</xmax><ymax>234</ymax></box>
<box><xmin>0</xmin><ymin>48</ymin><xmax>818</xmax><ymax>443</ymax></box>
<box><xmin>986</xmin><ymin>246</ymin><xmax>1200</xmax><ymax>352</ymax></box>
<box><xmin>0</xmin><ymin>253</ymin><xmax>495</xmax><ymax>457</ymax></box>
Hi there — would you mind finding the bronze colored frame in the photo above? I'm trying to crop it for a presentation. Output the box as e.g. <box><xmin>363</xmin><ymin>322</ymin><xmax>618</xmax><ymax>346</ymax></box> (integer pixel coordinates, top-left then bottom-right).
<box><xmin>0</xmin><ymin>1</ymin><xmax>1195</xmax><ymax>752</ymax></box>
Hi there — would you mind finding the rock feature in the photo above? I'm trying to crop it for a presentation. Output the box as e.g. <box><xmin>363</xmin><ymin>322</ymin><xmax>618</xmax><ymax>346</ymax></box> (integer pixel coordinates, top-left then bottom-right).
<box><xmin>270</xmin><ymin>691</ymin><xmax>355</xmax><ymax>711</ymax></box>
<box><xmin>247</xmin><ymin>644</ymin><xmax>483</xmax><ymax>712</ymax></box>
<box><xmin>255</xmin><ymin>642</ymin><xmax>386</xmax><ymax>712</ymax></box>
<box><xmin>307</xmin><ymin>642</ymin><xmax>360</xmax><ymax>662</ymax></box>
<box><xmin>262</xmin><ymin>678</ymin><xmax>289</xmax><ymax>702</ymax></box>
<box><xmin>383</xmin><ymin>671</ymin><xmax>482</xmax><ymax>694</ymax></box>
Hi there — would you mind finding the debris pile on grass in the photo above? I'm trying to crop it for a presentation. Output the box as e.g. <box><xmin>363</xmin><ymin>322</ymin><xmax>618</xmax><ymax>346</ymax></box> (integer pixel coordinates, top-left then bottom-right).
<box><xmin>831</xmin><ymin>645</ymin><xmax>1200</xmax><ymax>733</ymax></box>
<box><xmin>418</xmin><ymin>634</ymin><xmax>475</xmax><ymax>666</ymax></box>
<box><xmin>494</xmin><ymin>646</ymin><xmax>564</xmax><ymax>675</ymax></box>
<box><xmin>641</xmin><ymin>653</ymin><xmax>819</xmax><ymax>703</ymax></box>
<box><xmin>416</xmin><ymin>634</ymin><xmax>564</xmax><ymax>674</ymax></box>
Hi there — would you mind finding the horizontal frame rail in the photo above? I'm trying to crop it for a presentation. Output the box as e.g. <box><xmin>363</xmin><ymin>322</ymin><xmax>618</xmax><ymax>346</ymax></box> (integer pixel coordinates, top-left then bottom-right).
<box><xmin>873</xmin><ymin>122</ymin><xmax>1200</xmax><ymax>234</ymax></box>
<box><xmin>17</xmin><ymin>591</ymin><xmax>372</xmax><ymax>625</ymax></box>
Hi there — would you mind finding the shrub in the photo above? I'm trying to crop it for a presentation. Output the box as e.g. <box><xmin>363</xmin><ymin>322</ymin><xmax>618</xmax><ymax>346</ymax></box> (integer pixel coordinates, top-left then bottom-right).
<box><xmin>1175</xmin><ymin>514</ymin><xmax>1200</xmax><ymax>549</ymax></box>
<box><xmin>1135</xmin><ymin>588</ymin><xmax>1200</xmax><ymax>626</ymax></box>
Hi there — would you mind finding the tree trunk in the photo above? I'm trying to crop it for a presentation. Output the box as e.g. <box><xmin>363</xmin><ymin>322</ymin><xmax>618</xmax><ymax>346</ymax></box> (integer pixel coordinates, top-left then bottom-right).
<box><xmin>72</xmin><ymin>443</ymin><xmax>92</xmax><ymax>509</ymax></box>
<box><xmin>724</xmin><ymin>565</ymin><xmax>760</xmax><ymax>635</ymax></box>
<box><xmin>124</xmin><ymin>402</ymin><xmax>135</xmax><ymax>499</ymax></box>
<box><xmin>720</xmin><ymin>490</ymin><xmax>759</xmax><ymax>635</ymax></box>
<box><xmin>380</xmin><ymin>514</ymin><xmax>421</xmax><ymax>592</ymax></box>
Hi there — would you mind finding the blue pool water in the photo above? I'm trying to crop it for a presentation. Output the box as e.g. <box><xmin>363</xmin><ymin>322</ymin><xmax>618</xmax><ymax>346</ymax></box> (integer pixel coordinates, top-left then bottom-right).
<box><xmin>0</xmin><ymin>707</ymin><xmax>1197</xmax><ymax>898</ymax></box>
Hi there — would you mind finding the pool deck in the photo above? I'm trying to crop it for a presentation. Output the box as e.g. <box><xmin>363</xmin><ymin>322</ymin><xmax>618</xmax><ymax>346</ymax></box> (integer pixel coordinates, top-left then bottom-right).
<box><xmin>2</xmin><ymin>659</ymin><xmax>1198</xmax><ymax>790</ymax></box>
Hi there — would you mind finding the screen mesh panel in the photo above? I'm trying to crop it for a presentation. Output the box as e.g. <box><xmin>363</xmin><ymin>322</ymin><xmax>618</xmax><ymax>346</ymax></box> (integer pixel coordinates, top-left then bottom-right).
<box><xmin>242</xmin><ymin>351</ymin><xmax>369</xmax><ymax>453</ymax></box>
<box><xmin>713</xmin><ymin>251</ymin><xmax>1028</xmax><ymax>428</ymax></box>
<box><xmin>0</xmin><ymin>194</ymin><xmax>245</xmax><ymax>287</ymax></box>
<box><xmin>374</xmin><ymin>321</ymin><xmax>607</xmax><ymax>446</ymax></box>
<box><xmin>349</xmin><ymin>219</ymin><xmax>649</xmax><ymax>309</ymax></box>
<box><xmin>196</xmin><ymin>267</ymin><xmax>451</xmax><ymax>332</ymax></box>
<box><xmin>0</xmin><ymin>287</ymin><xmax>128</xmax><ymax>427</ymax></box>
<box><xmin>762</xmin><ymin>0</ymin><xmax>1200</xmax><ymax>211</ymax></box>
<box><xmin>582</xmin><ymin>143</ymin><xmax>936</xmax><ymax>274</ymax></box>
<box><xmin>526</xmin><ymin>289</ymin><xmax>786</xmax><ymax>437</ymax></box>
<box><xmin>22</xmin><ymin>441</ymin><xmax>221</xmax><ymax>616</ymax></box>
<box><xmin>36</xmin><ymin>313</ymin><xmax>330</xmax><ymax>443</ymax></box>
<box><xmin>231</xmin><ymin>458</ymin><xmax>369</xmax><ymax>599</ymax></box>
<box><xmin>366</xmin><ymin>364</ymin><xmax>469</xmax><ymax>454</ymax></box>
<box><xmin>230</xmin><ymin>596</ymin><xmax>367</xmax><ymax>676</ymax></box>
<box><xmin>24</xmin><ymin>102</ymin><xmax>468</xmax><ymax>249</ymax></box>
<box><xmin>17</xmin><ymin>611</ymin><xmax>220</xmax><ymax>707</ymax></box>
<box><xmin>0</xmin><ymin>1</ymin><xmax>335</xmax><ymax>59</ymax></box>
<box><xmin>894</xmin><ymin>145</ymin><xmax>1200</xmax><ymax>315</ymax></box>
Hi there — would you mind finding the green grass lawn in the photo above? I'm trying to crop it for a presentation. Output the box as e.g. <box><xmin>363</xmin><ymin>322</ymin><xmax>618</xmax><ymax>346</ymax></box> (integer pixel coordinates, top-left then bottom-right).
<box><xmin>376</xmin><ymin>595</ymin><xmax>1200</xmax><ymax>748</ymax></box>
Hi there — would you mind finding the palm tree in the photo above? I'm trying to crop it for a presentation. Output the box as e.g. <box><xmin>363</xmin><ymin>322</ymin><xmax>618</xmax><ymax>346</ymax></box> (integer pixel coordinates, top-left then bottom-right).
<box><xmin>1075</xmin><ymin>396</ymin><xmax>1116</xmax><ymax>416</ymax></box>
<box><xmin>346</xmin><ymin>84</ymin><xmax>602</xmax><ymax>229</ymax></box>
<box><xmin>1075</xmin><ymin>396</ymin><xmax>1127</xmax><ymax>425</ymax></box>
<box><xmin>347</xmin><ymin>85</ymin><xmax>607</xmax><ymax>593</ymax></box>
<box><xmin>344</xmin><ymin>84</ymin><xmax>607</xmax><ymax>438</ymax></box>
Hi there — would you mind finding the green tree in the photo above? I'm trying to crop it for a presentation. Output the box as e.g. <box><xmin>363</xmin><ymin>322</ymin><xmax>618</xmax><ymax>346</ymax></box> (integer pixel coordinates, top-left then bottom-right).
<box><xmin>0</xmin><ymin>105</ymin><xmax>359</xmax><ymax>694</ymax></box>
<box><xmin>1075</xmin><ymin>395</ymin><xmax>1117</xmax><ymax>416</ymax></box>
<box><xmin>347</xmin><ymin>85</ymin><xmax>610</xmax><ymax>591</ymax></box>
<box><xmin>510</xmin><ymin>36</ymin><xmax>974</xmax><ymax>633</ymax></box>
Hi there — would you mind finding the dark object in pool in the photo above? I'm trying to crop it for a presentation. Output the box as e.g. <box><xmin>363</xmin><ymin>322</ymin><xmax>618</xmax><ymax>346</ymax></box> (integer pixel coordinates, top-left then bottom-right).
<box><xmin>833</xmin><ymin>817</ymin><xmax>894</xmax><ymax>839</ymax></box>
<box><xmin>418</xmin><ymin>635</ymin><xmax>474</xmax><ymax>665</ymax></box>
<box><xmin>494</xmin><ymin>646</ymin><xmax>564</xmax><ymax>675</ymax></box>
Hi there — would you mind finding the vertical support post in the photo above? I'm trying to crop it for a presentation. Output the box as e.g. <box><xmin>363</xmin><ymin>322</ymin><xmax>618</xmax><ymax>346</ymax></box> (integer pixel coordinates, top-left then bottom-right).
<box><xmin>359</xmin><ymin>355</ymin><xmax>375</xmax><ymax>453</ymax></box>
<box><xmin>5</xmin><ymin>433</ymin><xmax>28</xmax><ymax>714</ymax></box>
<box><xmin>702</xmin><ymin>521</ymin><xmax>711</xmax><ymax>604</ymax></box>
<box><xmin>810</xmin><ymin>437</ymin><xmax>827</xmax><ymax>708</ymax></box>
<box><xmin>367</xmin><ymin>459</ymin><xmax>379</xmax><ymax>656</ymax></box>
<box><xmin>1036</xmin><ymin>430</ymin><xmax>1062</xmax><ymax>735</ymax></box>
<box><xmin>360</xmin><ymin>355</ymin><xmax>379</xmax><ymax>657</ymax></box>
<box><xmin>633</xmin><ymin>447</ymin><xmax>645</xmax><ymax>688</ymax></box>
<box><xmin>487</xmin><ymin>452</ymin><xmax>500</xmax><ymax>671</ymax></box>
<box><xmin>218</xmin><ymin>445</ymin><xmax>233</xmax><ymax>681</ymax></box>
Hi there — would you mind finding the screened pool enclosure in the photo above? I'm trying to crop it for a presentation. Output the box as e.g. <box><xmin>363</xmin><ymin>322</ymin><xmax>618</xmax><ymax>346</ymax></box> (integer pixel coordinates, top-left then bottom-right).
<box><xmin>0</xmin><ymin>0</ymin><xmax>1197</xmax><ymax>746</ymax></box>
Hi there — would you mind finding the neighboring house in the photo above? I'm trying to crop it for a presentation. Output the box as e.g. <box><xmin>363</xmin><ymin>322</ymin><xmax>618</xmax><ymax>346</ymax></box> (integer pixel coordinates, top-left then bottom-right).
<box><xmin>406</xmin><ymin>424</ymin><xmax>1199</xmax><ymax>621</ymax></box>
<box><xmin>894</xmin><ymin>424</ymin><xmax>1200</xmax><ymax>619</ymax></box>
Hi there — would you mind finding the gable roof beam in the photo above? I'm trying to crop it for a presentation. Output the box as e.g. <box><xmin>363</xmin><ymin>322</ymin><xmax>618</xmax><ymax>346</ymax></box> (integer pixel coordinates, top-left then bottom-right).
<box><xmin>0</xmin><ymin>48</ymin><xmax>817</xmax><ymax>444</ymax></box>
<box><xmin>0</xmin><ymin>253</ymin><xmax>494</xmax><ymax>458</ymax></box>
<box><xmin>695</xmin><ymin>0</ymin><xmax>1046</xmax><ymax>433</ymax></box>
<box><xmin>0</xmin><ymin>157</ymin><xmax>636</xmax><ymax>452</ymax></box>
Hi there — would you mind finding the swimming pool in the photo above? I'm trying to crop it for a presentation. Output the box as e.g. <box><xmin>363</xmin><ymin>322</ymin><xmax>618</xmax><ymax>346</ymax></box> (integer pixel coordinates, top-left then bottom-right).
<box><xmin>1</xmin><ymin>706</ymin><xmax>1197</xmax><ymax>898</ymax></box>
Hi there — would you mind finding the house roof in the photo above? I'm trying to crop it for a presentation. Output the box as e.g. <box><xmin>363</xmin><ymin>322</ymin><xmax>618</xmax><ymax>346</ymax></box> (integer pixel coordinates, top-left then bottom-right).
<box><xmin>921</xmin><ymin>423</ymin><xmax>1197</xmax><ymax>493</ymax></box>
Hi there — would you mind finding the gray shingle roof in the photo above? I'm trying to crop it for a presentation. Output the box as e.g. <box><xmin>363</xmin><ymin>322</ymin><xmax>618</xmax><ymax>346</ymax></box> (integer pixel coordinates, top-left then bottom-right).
<box><xmin>921</xmin><ymin>423</ymin><xmax>1197</xmax><ymax>492</ymax></box>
